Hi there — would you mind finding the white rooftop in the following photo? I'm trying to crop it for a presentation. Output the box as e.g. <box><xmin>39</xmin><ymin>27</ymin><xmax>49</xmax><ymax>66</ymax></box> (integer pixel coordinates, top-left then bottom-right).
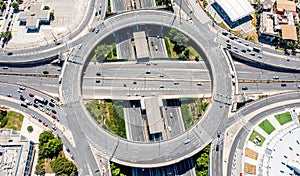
<box><xmin>215</xmin><ymin>0</ymin><xmax>254</xmax><ymax>22</ymax></box>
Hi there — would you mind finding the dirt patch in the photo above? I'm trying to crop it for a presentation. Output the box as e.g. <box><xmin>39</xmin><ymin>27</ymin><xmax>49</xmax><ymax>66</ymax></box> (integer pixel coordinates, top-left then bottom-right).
<box><xmin>244</xmin><ymin>163</ymin><xmax>256</xmax><ymax>175</ymax></box>
<box><xmin>44</xmin><ymin>158</ymin><xmax>53</xmax><ymax>173</ymax></box>
<box><xmin>245</xmin><ymin>148</ymin><xmax>258</xmax><ymax>160</ymax></box>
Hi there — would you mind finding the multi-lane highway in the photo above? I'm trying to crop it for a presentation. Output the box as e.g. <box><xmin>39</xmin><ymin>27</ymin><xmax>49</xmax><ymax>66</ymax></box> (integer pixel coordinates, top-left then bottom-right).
<box><xmin>0</xmin><ymin>0</ymin><xmax>300</xmax><ymax>175</ymax></box>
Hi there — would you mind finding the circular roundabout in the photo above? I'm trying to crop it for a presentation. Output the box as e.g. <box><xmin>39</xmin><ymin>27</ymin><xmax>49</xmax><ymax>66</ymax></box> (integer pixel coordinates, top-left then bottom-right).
<box><xmin>61</xmin><ymin>10</ymin><xmax>233</xmax><ymax>167</ymax></box>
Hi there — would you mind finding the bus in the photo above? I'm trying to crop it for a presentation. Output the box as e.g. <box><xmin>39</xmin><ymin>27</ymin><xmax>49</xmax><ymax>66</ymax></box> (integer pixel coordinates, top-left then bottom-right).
<box><xmin>34</xmin><ymin>95</ymin><xmax>48</xmax><ymax>105</ymax></box>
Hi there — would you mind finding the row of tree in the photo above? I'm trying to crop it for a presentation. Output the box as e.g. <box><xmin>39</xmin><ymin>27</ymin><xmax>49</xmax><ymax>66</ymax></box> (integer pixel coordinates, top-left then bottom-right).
<box><xmin>35</xmin><ymin>131</ymin><xmax>77</xmax><ymax>176</ymax></box>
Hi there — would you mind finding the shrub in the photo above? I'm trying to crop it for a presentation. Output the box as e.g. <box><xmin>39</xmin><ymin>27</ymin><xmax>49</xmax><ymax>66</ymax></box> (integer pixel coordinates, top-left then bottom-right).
<box><xmin>27</xmin><ymin>125</ymin><xmax>33</xmax><ymax>132</ymax></box>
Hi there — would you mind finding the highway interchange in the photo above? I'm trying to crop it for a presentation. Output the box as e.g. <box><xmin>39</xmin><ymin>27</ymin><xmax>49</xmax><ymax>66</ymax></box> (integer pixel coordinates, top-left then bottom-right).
<box><xmin>0</xmin><ymin>0</ymin><xmax>300</xmax><ymax>175</ymax></box>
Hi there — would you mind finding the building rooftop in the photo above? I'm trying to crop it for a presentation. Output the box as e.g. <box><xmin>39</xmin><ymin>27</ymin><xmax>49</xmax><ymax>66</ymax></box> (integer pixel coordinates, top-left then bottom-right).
<box><xmin>144</xmin><ymin>97</ymin><xmax>164</xmax><ymax>134</ymax></box>
<box><xmin>276</xmin><ymin>0</ymin><xmax>296</xmax><ymax>11</ymax></box>
<box><xmin>215</xmin><ymin>0</ymin><xmax>254</xmax><ymax>22</ymax></box>
<box><xmin>18</xmin><ymin>3</ymin><xmax>50</xmax><ymax>28</ymax></box>
<box><xmin>133</xmin><ymin>31</ymin><xmax>150</xmax><ymax>59</ymax></box>
<box><xmin>0</xmin><ymin>129</ymin><xmax>34</xmax><ymax>176</ymax></box>
<box><xmin>281</xmin><ymin>25</ymin><xmax>297</xmax><ymax>40</ymax></box>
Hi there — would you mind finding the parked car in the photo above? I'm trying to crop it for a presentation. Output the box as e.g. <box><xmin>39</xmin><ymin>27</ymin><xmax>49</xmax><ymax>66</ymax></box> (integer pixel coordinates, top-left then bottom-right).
<box><xmin>6</xmin><ymin>94</ymin><xmax>12</xmax><ymax>97</ymax></box>
<box><xmin>29</xmin><ymin>93</ymin><xmax>34</xmax><ymax>97</ymax></box>
<box><xmin>43</xmin><ymin>122</ymin><xmax>48</xmax><ymax>127</ymax></box>
<box><xmin>51</xmin><ymin>114</ymin><xmax>57</xmax><ymax>119</ymax></box>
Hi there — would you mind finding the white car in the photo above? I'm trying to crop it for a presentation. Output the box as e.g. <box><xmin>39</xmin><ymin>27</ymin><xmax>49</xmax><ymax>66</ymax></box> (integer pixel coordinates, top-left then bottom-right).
<box><xmin>19</xmin><ymin>86</ymin><xmax>26</xmax><ymax>90</ymax></box>
<box><xmin>167</xmin><ymin>126</ymin><xmax>172</xmax><ymax>132</ymax></box>
<box><xmin>17</xmin><ymin>89</ymin><xmax>23</xmax><ymax>93</ymax></box>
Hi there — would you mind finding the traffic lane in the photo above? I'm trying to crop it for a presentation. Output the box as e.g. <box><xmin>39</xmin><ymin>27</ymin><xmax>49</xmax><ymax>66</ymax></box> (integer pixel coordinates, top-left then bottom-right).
<box><xmin>164</xmin><ymin>106</ymin><xmax>185</xmax><ymax>138</ymax></box>
<box><xmin>85</xmin><ymin>61</ymin><xmax>210</xmax><ymax>74</ymax></box>
<box><xmin>149</xmin><ymin>37</ymin><xmax>168</xmax><ymax>59</ymax></box>
<box><xmin>0</xmin><ymin>83</ymin><xmax>64</xmax><ymax>125</ymax></box>
<box><xmin>0</xmin><ymin>97</ymin><xmax>60</xmax><ymax>132</ymax></box>
<box><xmin>0</xmin><ymin>64</ymin><xmax>61</xmax><ymax>74</ymax></box>
<box><xmin>211</xmin><ymin>140</ymin><xmax>224</xmax><ymax>176</ymax></box>
<box><xmin>238</xmin><ymin>82</ymin><xmax>300</xmax><ymax>93</ymax></box>
<box><xmin>237</xmin><ymin>71</ymin><xmax>300</xmax><ymax>81</ymax></box>
<box><xmin>125</xmin><ymin>107</ymin><xmax>145</xmax><ymax>141</ymax></box>
<box><xmin>116</xmin><ymin>40</ymin><xmax>134</xmax><ymax>60</ymax></box>
<box><xmin>83</xmin><ymin>76</ymin><xmax>210</xmax><ymax>88</ymax></box>
<box><xmin>0</xmin><ymin>75</ymin><xmax>58</xmax><ymax>84</ymax></box>
<box><xmin>82</xmin><ymin>81</ymin><xmax>211</xmax><ymax>96</ymax></box>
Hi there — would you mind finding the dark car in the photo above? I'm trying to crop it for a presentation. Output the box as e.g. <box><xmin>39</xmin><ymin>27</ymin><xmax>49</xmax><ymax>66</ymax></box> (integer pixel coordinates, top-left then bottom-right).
<box><xmin>29</xmin><ymin>93</ymin><xmax>34</xmax><ymax>97</ymax></box>
<box><xmin>242</xmin><ymin>87</ymin><xmax>248</xmax><ymax>90</ymax></box>
<box><xmin>21</xmin><ymin>103</ymin><xmax>28</xmax><ymax>108</ymax></box>
<box><xmin>43</xmin><ymin>70</ymin><xmax>49</xmax><ymax>74</ymax></box>
<box><xmin>33</xmin><ymin>104</ymin><xmax>38</xmax><ymax>108</ymax></box>
<box><xmin>96</xmin><ymin>79</ymin><xmax>101</xmax><ymax>83</ymax></box>
<box><xmin>38</xmin><ymin>118</ymin><xmax>42</xmax><ymax>123</ymax></box>
<box><xmin>49</xmin><ymin>102</ymin><xmax>55</xmax><ymax>107</ymax></box>
<box><xmin>52</xmin><ymin>109</ymin><xmax>57</xmax><ymax>114</ymax></box>
<box><xmin>96</xmin><ymin>72</ymin><xmax>101</xmax><ymax>76</ymax></box>
<box><xmin>20</xmin><ymin>95</ymin><xmax>25</xmax><ymax>101</ymax></box>
<box><xmin>281</xmin><ymin>83</ymin><xmax>287</xmax><ymax>87</ymax></box>
<box><xmin>7</xmin><ymin>52</ymin><xmax>13</xmax><ymax>56</ymax></box>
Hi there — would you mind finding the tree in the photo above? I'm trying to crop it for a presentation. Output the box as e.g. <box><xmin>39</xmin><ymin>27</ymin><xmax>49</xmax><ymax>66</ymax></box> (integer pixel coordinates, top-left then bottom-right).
<box><xmin>39</xmin><ymin>131</ymin><xmax>54</xmax><ymax>147</ymax></box>
<box><xmin>34</xmin><ymin>164</ymin><xmax>45</xmax><ymax>175</ymax></box>
<box><xmin>0</xmin><ymin>110</ymin><xmax>7</xmax><ymax>121</ymax></box>
<box><xmin>195</xmin><ymin>145</ymin><xmax>210</xmax><ymax>176</ymax></box>
<box><xmin>43</xmin><ymin>5</ymin><xmax>50</xmax><ymax>10</ymax></box>
<box><xmin>169</xmin><ymin>28</ymin><xmax>189</xmax><ymax>46</ymax></box>
<box><xmin>44</xmin><ymin>138</ymin><xmax>63</xmax><ymax>157</ymax></box>
<box><xmin>94</xmin><ymin>44</ymin><xmax>114</xmax><ymax>60</ymax></box>
<box><xmin>27</xmin><ymin>125</ymin><xmax>33</xmax><ymax>132</ymax></box>
<box><xmin>110</xmin><ymin>163</ymin><xmax>121</xmax><ymax>176</ymax></box>
<box><xmin>11</xmin><ymin>2</ymin><xmax>18</xmax><ymax>10</ymax></box>
<box><xmin>50</xmin><ymin>157</ymin><xmax>77</xmax><ymax>176</ymax></box>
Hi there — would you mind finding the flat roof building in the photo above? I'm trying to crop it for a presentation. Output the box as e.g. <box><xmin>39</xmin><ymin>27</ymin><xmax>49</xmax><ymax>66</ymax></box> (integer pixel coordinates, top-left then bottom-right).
<box><xmin>215</xmin><ymin>0</ymin><xmax>255</xmax><ymax>22</ymax></box>
<box><xmin>276</xmin><ymin>0</ymin><xmax>296</xmax><ymax>12</ymax></box>
<box><xmin>18</xmin><ymin>3</ymin><xmax>50</xmax><ymax>30</ymax></box>
<box><xmin>0</xmin><ymin>129</ymin><xmax>34</xmax><ymax>176</ymax></box>
<box><xmin>281</xmin><ymin>25</ymin><xmax>297</xmax><ymax>41</ymax></box>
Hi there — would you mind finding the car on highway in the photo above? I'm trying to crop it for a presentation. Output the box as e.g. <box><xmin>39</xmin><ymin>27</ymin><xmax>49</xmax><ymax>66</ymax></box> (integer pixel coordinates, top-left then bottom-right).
<box><xmin>96</xmin><ymin>79</ymin><xmax>101</xmax><ymax>83</ymax></box>
<box><xmin>96</xmin><ymin>72</ymin><xmax>101</xmax><ymax>76</ymax></box>
<box><xmin>159</xmin><ymin>74</ymin><xmax>164</xmax><ymax>77</ymax></box>
<box><xmin>49</xmin><ymin>102</ymin><xmax>55</xmax><ymax>107</ymax></box>
<box><xmin>39</xmin><ymin>107</ymin><xmax>45</xmax><ymax>112</ymax></box>
<box><xmin>133</xmin><ymin>81</ymin><xmax>137</xmax><ymax>84</ymax></box>
<box><xmin>3</xmin><ymin>66</ymin><xmax>8</xmax><ymax>69</ymax></box>
<box><xmin>51</xmin><ymin>125</ymin><xmax>57</xmax><ymax>131</ymax></box>
<box><xmin>146</xmin><ymin>71</ymin><xmax>151</xmax><ymax>74</ymax></box>
<box><xmin>297</xmin><ymin>85</ymin><xmax>300</xmax><ymax>89</ymax></box>
<box><xmin>160</xmin><ymin>85</ymin><xmax>164</xmax><ymax>88</ymax></box>
<box><xmin>167</xmin><ymin>126</ymin><xmax>172</xmax><ymax>132</ymax></box>
<box><xmin>258</xmin><ymin>55</ymin><xmax>262</xmax><ymax>59</ymax></box>
<box><xmin>170</xmin><ymin>112</ymin><xmax>173</xmax><ymax>118</ymax></box>
<box><xmin>43</xmin><ymin>122</ymin><xmax>48</xmax><ymax>127</ymax></box>
<box><xmin>50</xmin><ymin>98</ymin><xmax>56</xmax><ymax>103</ymax></box>
<box><xmin>183</xmin><ymin>139</ymin><xmax>191</xmax><ymax>145</ymax></box>
<box><xmin>273</xmin><ymin>76</ymin><xmax>279</xmax><ymax>79</ymax></box>
<box><xmin>21</xmin><ymin>103</ymin><xmax>28</xmax><ymax>108</ymax></box>
<box><xmin>281</xmin><ymin>83</ymin><xmax>287</xmax><ymax>87</ymax></box>
<box><xmin>242</xmin><ymin>87</ymin><xmax>248</xmax><ymax>90</ymax></box>
<box><xmin>174</xmin><ymin>82</ymin><xmax>179</xmax><ymax>85</ymax></box>
<box><xmin>95</xmin><ymin>28</ymin><xmax>99</xmax><ymax>33</ymax></box>
<box><xmin>66</xmin><ymin>147</ymin><xmax>70</xmax><ymax>153</ymax></box>
<box><xmin>20</xmin><ymin>95</ymin><xmax>25</xmax><ymax>101</ymax></box>
<box><xmin>43</xmin><ymin>70</ymin><xmax>49</xmax><ymax>74</ymax></box>
<box><xmin>7</xmin><ymin>52</ymin><xmax>13</xmax><ymax>56</ymax></box>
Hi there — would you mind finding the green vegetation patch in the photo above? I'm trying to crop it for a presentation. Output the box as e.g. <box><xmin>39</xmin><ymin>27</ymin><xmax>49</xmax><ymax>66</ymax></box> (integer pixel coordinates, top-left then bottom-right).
<box><xmin>181</xmin><ymin>98</ymin><xmax>210</xmax><ymax>129</ymax></box>
<box><xmin>274</xmin><ymin>112</ymin><xmax>292</xmax><ymax>125</ymax></box>
<box><xmin>258</xmin><ymin>119</ymin><xmax>275</xmax><ymax>135</ymax></box>
<box><xmin>0</xmin><ymin>111</ymin><xmax>24</xmax><ymax>131</ymax></box>
<box><xmin>249</xmin><ymin>131</ymin><xmax>266</xmax><ymax>147</ymax></box>
<box><xmin>86</xmin><ymin>100</ymin><xmax>126</xmax><ymax>138</ymax></box>
<box><xmin>194</xmin><ymin>144</ymin><xmax>210</xmax><ymax>176</ymax></box>
<box><xmin>92</xmin><ymin>43</ymin><xmax>118</xmax><ymax>62</ymax></box>
<box><xmin>35</xmin><ymin>131</ymin><xmax>77</xmax><ymax>176</ymax></box>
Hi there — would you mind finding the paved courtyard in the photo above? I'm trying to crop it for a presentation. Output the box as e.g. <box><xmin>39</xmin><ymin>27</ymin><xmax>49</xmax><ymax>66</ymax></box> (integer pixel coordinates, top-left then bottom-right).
<box><xmin>7</xmin><ymin>0</ymin><xmax>88</xmax><ymax>49</ymax></box>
